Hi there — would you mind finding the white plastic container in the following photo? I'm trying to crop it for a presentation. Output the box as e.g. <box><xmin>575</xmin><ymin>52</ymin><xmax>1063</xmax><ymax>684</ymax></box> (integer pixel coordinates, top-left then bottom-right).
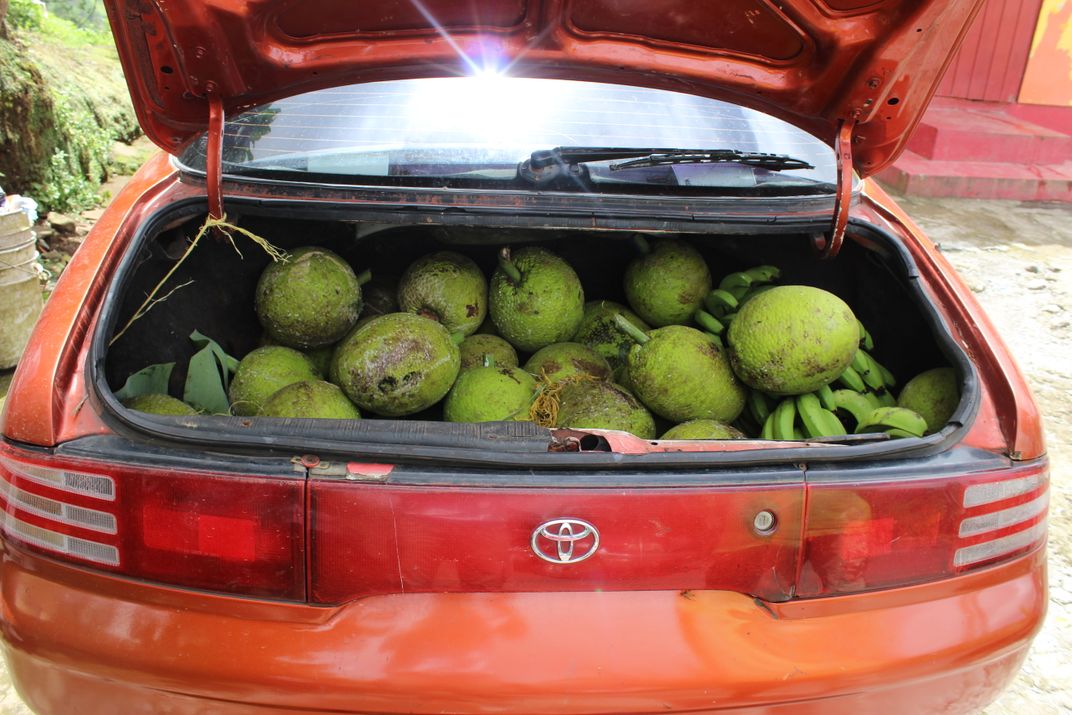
<box><xmin>0</xmin><ymin>209</ymin><xmax>44</xmax><ymax>369</ymax></box>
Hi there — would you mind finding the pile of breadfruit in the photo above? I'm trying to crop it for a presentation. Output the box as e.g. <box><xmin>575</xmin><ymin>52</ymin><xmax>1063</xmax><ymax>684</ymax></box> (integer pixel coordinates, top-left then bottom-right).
<box><xmin>126</xmin><ymin>237</ymin><xmax>959</xmax><ymax>442</ymax></box>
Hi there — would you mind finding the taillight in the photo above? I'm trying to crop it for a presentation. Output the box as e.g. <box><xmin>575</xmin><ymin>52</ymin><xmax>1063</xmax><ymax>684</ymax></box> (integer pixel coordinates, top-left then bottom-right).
<box><xmin>0</xmin><ymin>441</ymin><xmax>305</xmax><ymax>600</ymax></box>
<box><xmin>798</xmin><ymin>460</ymin><xmax>1048</xmax><ymax>597</ymax></box>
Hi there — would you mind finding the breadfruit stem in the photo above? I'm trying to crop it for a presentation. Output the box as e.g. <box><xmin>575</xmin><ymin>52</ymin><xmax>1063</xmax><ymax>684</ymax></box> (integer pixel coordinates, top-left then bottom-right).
<box><xmin>356</xmin><ymin>269</ymin><xmax>372</xmax><ymax>286</ymax></box>
<box><xmin>632</xmin><ymin>234</ymin><xmax>651</xmax><ymax>255</ymax></box>
<box><xmin>498</xmin><ymin>247</ymin><xmax>522</xmax><ymax>284</ymax></box>
<box><xmin>613</xmin><ymin>313</ymin><xmax>649</xmax><ymax>344</ymax></box>
<box><xmin>694</xmin><ymin>309</ymin><xmax>725</xmax><ymax>335</ymax></box>
<box><xmin>482</xmin><ymin>354</ymin><xmax>496</xmax><ymax>368</ymax></box>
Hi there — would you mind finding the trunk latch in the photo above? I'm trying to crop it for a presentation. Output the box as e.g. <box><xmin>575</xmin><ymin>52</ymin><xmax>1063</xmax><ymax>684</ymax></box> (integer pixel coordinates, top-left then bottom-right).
<box><xmin>297</xmin><ymin>457</ymin><xmax>397</xmax><ymax>482</ymax></box>
<box><xmin>206</xmin><ymin>96</ymin><xmax>225</xmax><ymax>221</ymax></box>
<box><xmin>813</xmin><ymin>119</ymin><xmax>855</xmax><ymax>260</ymax></box>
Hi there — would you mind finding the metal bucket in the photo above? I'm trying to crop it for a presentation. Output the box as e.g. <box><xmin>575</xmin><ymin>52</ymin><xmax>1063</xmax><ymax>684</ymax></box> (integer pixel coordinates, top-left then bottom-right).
<box><xmin>0</xmin><ymin>210</ymin><xmax>44</xmax><ymax>369</ymax></box>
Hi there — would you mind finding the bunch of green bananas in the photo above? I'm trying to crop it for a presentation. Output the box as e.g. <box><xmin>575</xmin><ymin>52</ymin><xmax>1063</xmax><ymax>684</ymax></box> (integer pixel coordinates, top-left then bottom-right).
<box><xmin>693</xmin><ymin>265</ymin><xmax>781</xmax><ymax>345</ymax></box>
<box><xmin>746</xmin><ymin>386</ymin><xmax>845</xmax><ymax>440</ymax></box>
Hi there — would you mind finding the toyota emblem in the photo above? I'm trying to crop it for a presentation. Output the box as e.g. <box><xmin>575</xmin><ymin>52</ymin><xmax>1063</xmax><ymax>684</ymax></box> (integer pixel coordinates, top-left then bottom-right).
<box><xmin>531</xmin><ymin>518</ymin><xmax>600</xmax><ymax>564</ymax></box>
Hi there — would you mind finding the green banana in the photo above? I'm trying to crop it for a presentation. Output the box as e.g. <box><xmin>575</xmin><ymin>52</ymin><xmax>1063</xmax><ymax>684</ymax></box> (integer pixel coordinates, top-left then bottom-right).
<box><xmin>703</xmin><ymin>289</ymin><xmax>739</xmax><ymax>317</ymax></box>
<box><xmin>851</xmin><ymin>350</ymin><xmax>885</xmax><ymax>391</ymax></box>
<box><xmin>866</xmin><ymin>353</ymin><xmax>897</xmax><ymax>388</ymax></box>
<box><xmin>701</xmin><ymin>330</ymin><xmax>724</xmax><ymax>348</ymax></box>
<box><xmin>861</xmin><ymin>391</ymin><xmax>884</xmax><ymax>410</ymax></box>
<box><xmin>772</xmin><ymin>398</ymin><xmax>798</xmax><ymax>441</ymax></box>
<box><xmin>793</xmin><ymin>427</ymin><xmax>806</xmax><ymax>441</ymax></box>
<box><xmin>693</xmin><ymin>309</ymin><xmax>726</xmax><ymax>335</ymax></box>
<box><xmin>885</xmin><ymin>428</ymin><xmax>919</xmax><ymax>439</ymax></box>
<box><xmin>819</xmin><ymin>409</ymin><xmax>848</xmax><ymax>437</ymax></box>
<box><xmin>832</xmin><ymin>389</ymin><xmax>873</xmax><ymax>428</ymax></box>
<box><xmin>874</xmin><ymin>389</ymin><xmax>896</xmax><ymax>407</ymax></box>
<box><xmin>761</xmin><ymin>412</ymin><xmax>776</xmax><ymax>440</ymax></box>
<box><xmin>795</xmin><ymin>393</ymin><xmax>824</xmax><ymax>438</ymax></box>
<box><xmin>837</xmin><ymin>365</ymin><xmax>867</xmax><ymax>392</ymax></box>
<box><xmin>797</xmin><ymin>394</ymin><xmax>847</xmax><ymax>438</ymax></box>
<box><xmin>857</xmin><ymin>320</ymin><xmax>875</xmax><ymax>351</ymax></box>
<box><xmin>862</xmin><ymin>350</ymin><xmax>895</xmax><ymax>390</ymax></box>
<box><xmin>855</xmin><ymin>407</ymin><xmax>927</xmax><ymax>438</ymax></box>
<box><xmin>719</xmin><ymin>272</ymin><xmax>754</xmax><ymax>299</ymax></box>
<box><xmin>814</xmin><ymin>384</ymin><xmax>837</xmax><ymax>412</ymax></box>
<box><xmin>744</xmin><ymin>265</ymin><xmax>781</xmax><ymax>284</ymax></box>
<box><xmin>747</xmin><ymin>390</ymin><xmax>775</xmax><ymax>425</ymax></box>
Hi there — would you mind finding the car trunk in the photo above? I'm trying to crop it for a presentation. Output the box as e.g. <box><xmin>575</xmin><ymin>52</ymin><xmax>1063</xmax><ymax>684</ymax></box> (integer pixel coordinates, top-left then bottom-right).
<box><xmin>93</xmin><ymin>198</ymin><xmax>975</xmax><ymax>471</ymax></box>
<box><xmin>19</xmin><ymin>195</ymin><xmax>1022</xmax><ymax>606</ymax></box>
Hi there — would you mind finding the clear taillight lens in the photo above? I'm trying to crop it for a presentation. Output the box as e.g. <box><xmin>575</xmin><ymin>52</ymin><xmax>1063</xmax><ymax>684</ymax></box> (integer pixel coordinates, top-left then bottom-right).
<box><xmin>0</xmin><ymin>442</ymin><xmax>305</xmax><ymax>600</ymax></box>
<box><xmin>955</xmin><ymin>470</ymin><xmax>1048</xmax><ymax>567</ymax></box>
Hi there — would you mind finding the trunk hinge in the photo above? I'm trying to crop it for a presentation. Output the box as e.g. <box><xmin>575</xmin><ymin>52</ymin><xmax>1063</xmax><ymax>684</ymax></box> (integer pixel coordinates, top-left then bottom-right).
<box><xmin>206</xmin><ymin>96</ymin><xmax>225</xmax><ymax>221</ymax></box>
<box><xmin>813</xmin><ymin>118</ymin><xmax>856</xmax><ymax>260</ymax></box>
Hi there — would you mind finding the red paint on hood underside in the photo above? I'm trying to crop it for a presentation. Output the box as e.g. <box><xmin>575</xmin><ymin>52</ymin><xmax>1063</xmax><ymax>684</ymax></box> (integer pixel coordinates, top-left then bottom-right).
<box><xmin>103</xmin><ymin>0</ymin><xmax>985</xmax><ymax>177</ymax></box>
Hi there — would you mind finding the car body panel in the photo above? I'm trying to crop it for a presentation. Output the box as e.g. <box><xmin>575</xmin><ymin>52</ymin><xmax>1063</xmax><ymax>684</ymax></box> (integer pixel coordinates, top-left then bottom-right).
<box><xmin>0</xmin><ymin>545</ymin><xmax>1045</xmax><ymax>714</ymax></box>
<box><xmin>103</xmin><ymin>0</ymin><xmax>987</xmax><ymax>176</ymax></box>
<box><xmin>309</xmin><ymin>478</ymin><xmax>806</xmax><ymax>602</ymax></box>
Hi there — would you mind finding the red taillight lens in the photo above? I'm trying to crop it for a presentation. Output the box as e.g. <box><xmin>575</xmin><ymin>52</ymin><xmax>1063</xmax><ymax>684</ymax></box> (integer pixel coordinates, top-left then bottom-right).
<box><xmin>0</xmin><ymin>442</ymin><xmax>305</xmax><ymax>600</ymax></box>
<box><xmin>798</xmin><ymin>461</ymin><xmax>1048</xmax><ymax>597</ymax></box>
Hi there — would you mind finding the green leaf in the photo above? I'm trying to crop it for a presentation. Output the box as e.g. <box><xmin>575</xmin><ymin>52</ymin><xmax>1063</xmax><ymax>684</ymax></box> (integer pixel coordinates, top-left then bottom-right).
<box><xmin>183</xmin><ymin>346</ymin><xmax>231</xmax><ymax>415</ymax></box>
<box><xmin>184</xmin><ymin>331</ymin><xmax>239</xmax><ymax>415</ymax></box>
<box><xmin>189</xmin><ymin>330</ymin><xmax>240</xmax><ymax>384</ymax></box>
<box><xmin>114</xmin><ymin>363</ymin><xmax>174</xmax><ymax>402</ymax></box>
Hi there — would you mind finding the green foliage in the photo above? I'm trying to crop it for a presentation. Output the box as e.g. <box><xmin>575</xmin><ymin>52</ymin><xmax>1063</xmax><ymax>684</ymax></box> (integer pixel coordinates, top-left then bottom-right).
<box><xmin>184</xmin><ymin>331</ymin><xmax>240</xmax><ymax>415</ymax></box>
<box><xmin>118</xmin><ymin>333</ymin><xmax>240</xmax><ymax>415</ymax></box>
<box><xmin>32</xmin><ymin>85</ymin><xmax>114</xmax><ymax>211</ymax></box>
<box><xmin>7</xmin><ymin>0</ymin><xmax>46</xmax><ymax>30</ymax></box>
<box><xmin>0</xmin><ymin>10</ymin><xmax>138</xmax><ymax>212</ymax></box>
<box><xmin>43</xmin><ymin>0</ymin><xmax>109</xmax><ymax>33</ymax></box>
<box><xmin>7</xmin><ymin>0</ymin><xmax>110</xmax><ymax>44</ymax></box>
<box><xmin>114</xmin><ymin>362</ymin><xmax>175</xmax><ymax>401</ymax></box>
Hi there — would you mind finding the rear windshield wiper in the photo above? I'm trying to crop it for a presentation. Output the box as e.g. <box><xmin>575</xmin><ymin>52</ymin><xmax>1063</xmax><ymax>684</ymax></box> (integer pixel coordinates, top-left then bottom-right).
<box><xmin>610</xmin><ymin>150</ymin><xmax>813</xmax><ymax>172</ymax></box>
<box><xmin>527</xmin><ymin>146</ymin><xmax>813</xmax><ymax>172</ymax></box>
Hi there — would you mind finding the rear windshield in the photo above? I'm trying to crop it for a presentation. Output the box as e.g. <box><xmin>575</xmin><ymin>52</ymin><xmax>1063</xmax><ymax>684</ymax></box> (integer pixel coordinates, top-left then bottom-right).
<box><xmin>178</xmin><ymin>77</ymin><xmax>838</xmax><ymax>192</ymax></box>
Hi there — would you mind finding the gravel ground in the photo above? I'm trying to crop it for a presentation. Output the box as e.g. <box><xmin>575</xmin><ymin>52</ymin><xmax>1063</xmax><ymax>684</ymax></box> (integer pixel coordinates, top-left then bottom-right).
<box><xmin>0</xmin><ymin>195</ymin><xmax>1069</xmax><ymax>713</ymax></box>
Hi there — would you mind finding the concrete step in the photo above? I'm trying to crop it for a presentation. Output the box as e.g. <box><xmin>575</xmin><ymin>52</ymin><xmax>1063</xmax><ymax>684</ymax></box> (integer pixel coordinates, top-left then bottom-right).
<box><xmin>907</xmin><ymin>98</ymin><xmax>1072</xmax><ymax>165</ymax></box>
<box><xmin>877</xmin><ymin>151</ymin><xmax>1072</xmax><ymax>202</ymax></box>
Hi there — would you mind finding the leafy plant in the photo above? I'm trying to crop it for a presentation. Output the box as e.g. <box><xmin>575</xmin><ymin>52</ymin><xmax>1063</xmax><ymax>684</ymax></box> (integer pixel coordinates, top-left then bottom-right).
<box><xmin>28</xmin><ymin>83</ymin><xmax>115</xmax><ymax>211</ymax></box>
<box><xmin>7</xmin><ymin>0</ymin><xmax>110</xmax><ymax>44</ymax></box>
<box><xmin>117</xmin><ymin>332</ymin><xmax>240</xmax><ymax>415</ymax></box>
<box><xmin>7</xmin><ymin>0</ymin><xmax>46</xmax><ymax>31</ymax></box>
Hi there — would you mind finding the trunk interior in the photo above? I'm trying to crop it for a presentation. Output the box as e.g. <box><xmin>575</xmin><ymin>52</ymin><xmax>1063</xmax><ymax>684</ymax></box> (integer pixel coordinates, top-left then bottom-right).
<box><xmin>96</xmin><ymin>202</ymin><xmax>970</xmax><ymax>465</ymax></box>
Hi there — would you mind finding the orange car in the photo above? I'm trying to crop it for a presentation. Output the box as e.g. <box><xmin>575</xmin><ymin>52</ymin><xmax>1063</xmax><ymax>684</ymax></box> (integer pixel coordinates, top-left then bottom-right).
<box><xmin>0</xmin><ymin>1</ymin><xmax>1047</xmax><ymax>713</ymax></box>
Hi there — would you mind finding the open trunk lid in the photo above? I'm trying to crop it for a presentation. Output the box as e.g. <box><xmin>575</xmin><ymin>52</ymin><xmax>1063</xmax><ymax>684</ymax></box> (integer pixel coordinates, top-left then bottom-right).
<box><xmin>105</xmin><ymin>0</ymin><xmax>985</xmax><ymax>176</ymax></box>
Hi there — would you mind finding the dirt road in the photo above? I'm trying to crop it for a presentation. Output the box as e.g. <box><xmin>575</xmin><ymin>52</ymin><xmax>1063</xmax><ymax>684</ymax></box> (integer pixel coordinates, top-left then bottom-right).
<box><xmin>0</xmin><ymin>195</ymin><xmax>1069</xmax><ymax>713</ymax></box>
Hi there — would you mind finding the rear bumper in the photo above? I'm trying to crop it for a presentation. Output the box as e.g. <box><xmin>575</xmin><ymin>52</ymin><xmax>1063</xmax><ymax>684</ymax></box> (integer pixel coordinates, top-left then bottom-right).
<box><xmin>1</xmin><ymin>546</ymin><xmax>1045</xmax><ymax>715</ymax></box>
